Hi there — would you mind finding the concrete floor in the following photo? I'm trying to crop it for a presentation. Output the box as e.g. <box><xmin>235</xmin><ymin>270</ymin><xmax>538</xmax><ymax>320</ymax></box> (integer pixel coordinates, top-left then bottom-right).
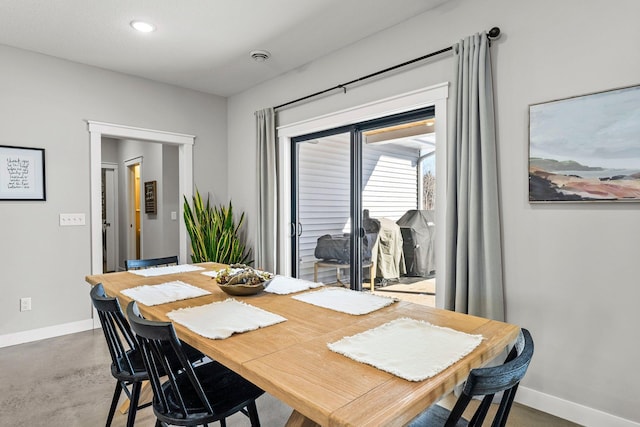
<box><xmin>0</xmin><ymin>329</ymin><xmax>579</xmax><ymax>426</ymax></box>
<box><xmin>0</xmin><ymin>330</ymin><xmax>292</xmax><ymax>427</ymax></box>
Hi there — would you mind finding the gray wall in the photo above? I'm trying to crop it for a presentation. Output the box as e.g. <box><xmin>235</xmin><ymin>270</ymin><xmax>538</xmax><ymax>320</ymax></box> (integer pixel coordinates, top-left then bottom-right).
<box><xmin>162</xmin><ymin>144</ymin><xmax>180</xmax><ymax>262</ymax></box>
<box><xmin>101</xmin><ymin>137</ymin><xmax>119</xmax><ymax>163</ymax></box>
<box><xmin>0</xmin><ymin>44</ymin><xmax>227</xmax><ymax>336</ymax></box>
<box><xmin>101</xmin><ymin>138</ymin><xmax>181</xmax><ymax>270</ymax></box>
<box><xmin>227</xmin><ymin>0</ymin><xmax>640</xmax><ymax>424</ymax></box>
<box><xmin>115</xmin><ymin>138</ymin><xmax>176</xmax><ymax>268</ymax></box>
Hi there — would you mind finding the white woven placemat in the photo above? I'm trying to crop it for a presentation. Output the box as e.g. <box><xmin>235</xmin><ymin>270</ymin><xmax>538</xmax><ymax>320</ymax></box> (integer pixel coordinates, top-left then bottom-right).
<box><xmin>265</xmin><ymin>275</ymin><xmax>324</xmax><ymax>295</ymax></box>
<box><xmin>121</xmin><ymin>280</ymin><xmax>210</xmax><ymax>306</ymax></box>
<box><xmin>128</xmin><ymin>264</ymin><xmax>205</xmax><ymax>277</ymax></box>
<box><xmin>328</xmin><ymin>318</ymin><xmax>483</xmax><ymax>381</ymax></box>
<box><xmin>292</xmin><ymin>287</ymin><xmax>395</xmax><ymax>315</ymax></box>
<box><xmin>167</xmin><ymin>299</ymin><xmax>287</xmax><ymax>339</ymax></box>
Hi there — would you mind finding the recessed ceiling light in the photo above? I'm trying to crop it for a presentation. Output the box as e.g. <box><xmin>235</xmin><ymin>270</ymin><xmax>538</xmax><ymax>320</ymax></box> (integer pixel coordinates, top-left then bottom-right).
<box><xmin>130</xmin><ymin>20</ymin><xmax>156</xmax><ymax>33</ymax></box>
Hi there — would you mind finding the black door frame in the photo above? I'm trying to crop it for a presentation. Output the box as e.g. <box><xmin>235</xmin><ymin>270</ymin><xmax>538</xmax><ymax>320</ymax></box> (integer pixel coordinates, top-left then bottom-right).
<box><xmin>290</xmin><ymin>106</ymin><xmax>435</xmax><ymax>290</ymax></box>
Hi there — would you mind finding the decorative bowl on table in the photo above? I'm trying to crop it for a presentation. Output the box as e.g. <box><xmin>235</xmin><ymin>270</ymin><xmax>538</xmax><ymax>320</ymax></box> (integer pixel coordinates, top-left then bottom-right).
<box><xmin>213</xmin><ymin>264</ymin><xmax>273</xmax><ymax>296</ymax></box>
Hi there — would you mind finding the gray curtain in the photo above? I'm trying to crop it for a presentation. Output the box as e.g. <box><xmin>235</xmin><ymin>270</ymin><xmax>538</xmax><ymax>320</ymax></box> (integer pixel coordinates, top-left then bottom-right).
<box><xmin>444</xmin><ymin>32</ymin><xmax>504</xmax><ymax>321</ymax></box>
<box><xmin>255</xmin><ymin>108</ymin><xmax>277</xmax><ymax>273</ymax></box>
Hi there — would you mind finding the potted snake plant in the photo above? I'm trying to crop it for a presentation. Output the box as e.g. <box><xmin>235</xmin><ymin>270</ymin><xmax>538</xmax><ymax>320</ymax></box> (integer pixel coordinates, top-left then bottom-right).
<box><xmin>183</xmin><ymin>189</ymin><xmax>253</xmax><ymax>265</ymax></box>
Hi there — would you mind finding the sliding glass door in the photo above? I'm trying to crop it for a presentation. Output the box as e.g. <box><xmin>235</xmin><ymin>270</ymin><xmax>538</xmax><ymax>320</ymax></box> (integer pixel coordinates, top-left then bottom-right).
<box><xmin>291</xmin><ymin>107</ymin><xmax>436</xmax><ymax>291</ymax></box>
<box><xmin>292</xmin><ymin>129</ymin><xmax>353</xmax><ymax>285</ymax></box>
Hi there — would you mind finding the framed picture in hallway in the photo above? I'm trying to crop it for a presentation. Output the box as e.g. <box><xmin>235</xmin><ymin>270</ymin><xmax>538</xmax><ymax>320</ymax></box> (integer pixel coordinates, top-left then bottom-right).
<box><xmin>144</xmin><ymin>180</ymin><xmax>157</xmax><ymax>214</ymax></box>
<box><xmin>0</xmin><ymin>145</ymin><xmax>46</xmax><ymax>201</ymax></box>
<box><xmin>529</xmin><ymin>84</ymin><xmax>640</xmax><ymax>202</ymax></box>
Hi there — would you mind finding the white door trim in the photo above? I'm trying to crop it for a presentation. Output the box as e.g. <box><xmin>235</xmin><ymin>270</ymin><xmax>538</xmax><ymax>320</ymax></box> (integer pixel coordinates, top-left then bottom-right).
<box><xmin>124</xmin><ymin>157</ymin><xmax>143</xmax><ymax>262</ymax></box>
<box><xmin>277</xmin><ymin>83</ymin><xmax>448</xmax><ymax>308</ymax></box>
<box><xmin>88</xmin><ymin>121</ymin><xmax>195</xmax><ymax>276</ymax></box>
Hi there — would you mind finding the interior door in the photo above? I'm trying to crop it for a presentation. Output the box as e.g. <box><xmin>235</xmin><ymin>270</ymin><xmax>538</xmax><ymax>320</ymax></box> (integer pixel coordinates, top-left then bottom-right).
<box><xmin>102</xmin><ymin>166</ymin><xmax>117</xmax><ymax>272</ymax></box>
<box><xmin>126</xmin><ymin>159</ymin><xmax>142</xmax><ymax>261</ymax></box>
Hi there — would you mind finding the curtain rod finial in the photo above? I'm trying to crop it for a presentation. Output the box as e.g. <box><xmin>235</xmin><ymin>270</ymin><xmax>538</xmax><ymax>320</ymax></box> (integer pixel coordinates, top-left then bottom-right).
<box><xmin>488</xmin><ymin>27</ymin><xmax>501</xmax><ymax>39</ymax></box>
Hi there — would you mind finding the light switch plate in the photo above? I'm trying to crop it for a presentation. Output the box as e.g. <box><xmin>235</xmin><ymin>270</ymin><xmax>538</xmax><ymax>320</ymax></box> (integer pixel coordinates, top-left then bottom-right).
<box><xmin>20</xmin><ymin>297</ymin><xmax>31</xmax><ymax>312</ymax></box>
<box><xmin>60</xmin><ymin>213</ymin><xmax>86</xmax><ymax>226</ymax></box>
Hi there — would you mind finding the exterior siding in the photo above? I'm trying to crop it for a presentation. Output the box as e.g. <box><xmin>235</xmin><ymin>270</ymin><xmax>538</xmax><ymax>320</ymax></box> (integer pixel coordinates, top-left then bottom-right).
<box><xmin>297</xmin><ymin>136</ymin><xmax>419</xmax><ymax>282</ymax></box>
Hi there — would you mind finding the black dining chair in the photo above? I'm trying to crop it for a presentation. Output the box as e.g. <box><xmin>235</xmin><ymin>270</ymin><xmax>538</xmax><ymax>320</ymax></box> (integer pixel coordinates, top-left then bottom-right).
<box><xmin>90</xmin><ymin>283</ymin><xmax>153</xmax><ymax>427</ymax></box>
<box><xmin>408</xmin><ymin>328</ymin><xmax>534</xmax><ymax>427</ymax></box>
<box><xmin>91</xmin><ymin>283</ymin><xmax>206</xmax><ymax>427</ymax></box>
<box><xmin>125</xmin><ymin>255</ymin><xmax>179</xmax><ymax>271</ymax></box>
<box><xmin>126</xmin><ymin>301</ymin><xmax>264</xmax><ymax>427</ymax></box>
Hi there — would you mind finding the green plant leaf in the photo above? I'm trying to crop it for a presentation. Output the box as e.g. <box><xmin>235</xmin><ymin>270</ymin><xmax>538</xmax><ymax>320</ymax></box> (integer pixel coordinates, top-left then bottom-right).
<box><xmin>183</xmin><ymin>189</ymin><xmax>252</xmax><ymax>265</ymax></box>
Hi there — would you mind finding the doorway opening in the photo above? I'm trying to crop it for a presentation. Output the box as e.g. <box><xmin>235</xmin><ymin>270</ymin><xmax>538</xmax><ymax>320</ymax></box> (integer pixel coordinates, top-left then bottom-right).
<box><xmin>88</xmin><ymin>121</ymin><xmax>195</xmax><ymax>276</ymax></box>
<box><xmin>126</xmin><ymin>159</ymin><xmax>142</xmax><ymax>261</ymax></box>
<box><xmin>363</xmin><ymin>119</ymin><xmax>436</xmax><ymax>306</ymax></box>
<box><xmin>277</xmin><ymin>83</ymin><xmax>448</xmax><ymax>308</ymax></box>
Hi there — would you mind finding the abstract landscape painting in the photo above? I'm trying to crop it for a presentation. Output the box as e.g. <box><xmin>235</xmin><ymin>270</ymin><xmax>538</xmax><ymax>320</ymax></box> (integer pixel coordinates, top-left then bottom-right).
<box><xmin>529</xmin><ymin>84</ymin><xmax>640</xmax><ymax>202</ymax></box>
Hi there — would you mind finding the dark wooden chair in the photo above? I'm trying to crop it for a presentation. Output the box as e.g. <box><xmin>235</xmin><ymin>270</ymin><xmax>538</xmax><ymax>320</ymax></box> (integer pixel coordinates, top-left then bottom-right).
<box><xmin>126</xmin><ymin>301</ymin><xmax>264</xmax><ymax>427</ymax></box>
<box><xmin>125</xmin><ymin>256</ymin><xmax>179</xmax><ymax>271</ymax></box>
<box><xmin>91</xmin><ymin>283</ymin><xmax>206</xmax><ymax>426</ymax></box>
<box><xmin>408</xmin><ymin>328</ymin><xmax>534</xmax><ymax>427</ymax></box>
<box><xmin>90</xmin><ymin>283</ymin><xmax>153</xmax><ymax>427</ymax></box>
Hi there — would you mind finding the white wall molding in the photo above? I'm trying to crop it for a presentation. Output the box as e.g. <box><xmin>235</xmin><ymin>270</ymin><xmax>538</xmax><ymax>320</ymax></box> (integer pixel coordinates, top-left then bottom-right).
<box><xmin>88</xmin><ymin>121</ymin><xmax>196</xmax><ymax>145</ymax></box>
<box><xmin>276</xmin><ymin>83</ymin><xmax>448</xmax><ymax>308</ymax></box>
<box><xmin>0</xmin><ymin>319</ymin><xmax>96</xmax><ymax>349</ymax></box>
<box><xmin>278</xmin><ymin>83</ymin><xmax>448</xmax><ymax>137</ymax></box>
<box><xmin>87</xmin><ymin>120</ymin><xmax>195</xmax><ymax>275</ymax></box>
<box><xmin>517</xmin><ymin>387</ymin><xmax>640</xmax><ymax>427</ymax></box>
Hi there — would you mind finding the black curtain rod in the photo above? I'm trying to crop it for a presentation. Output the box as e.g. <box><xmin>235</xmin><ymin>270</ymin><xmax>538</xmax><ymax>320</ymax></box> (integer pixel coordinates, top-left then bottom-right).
<box><xmin>274</xmin><ymin>27</ymin><xmax>501</xmax><ymax>111</ymax></box>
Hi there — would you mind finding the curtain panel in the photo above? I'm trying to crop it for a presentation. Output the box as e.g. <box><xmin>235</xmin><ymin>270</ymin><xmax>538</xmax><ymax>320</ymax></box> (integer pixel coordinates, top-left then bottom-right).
<box><xmin>444</xmin><ymin>32</ymin><xmax>505</xmax><ymax>321</ymax></box>
<box><xmin>255</xmin><ymin>108</ymin><xmax>278</xmax><ymax>273</ymax></box>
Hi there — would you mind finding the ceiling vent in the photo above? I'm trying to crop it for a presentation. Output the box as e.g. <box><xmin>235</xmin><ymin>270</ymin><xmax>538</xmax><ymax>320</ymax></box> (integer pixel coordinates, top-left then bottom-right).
<box><xmin>250</xmin><ymin>50</ymin><xmax>271</xmax><ymax>62</ymax></box>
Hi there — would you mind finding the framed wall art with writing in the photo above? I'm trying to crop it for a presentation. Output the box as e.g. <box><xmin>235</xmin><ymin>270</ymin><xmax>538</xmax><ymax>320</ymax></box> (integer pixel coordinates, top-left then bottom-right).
<box><xmin>0</xmin><ymin>145</ymin><xmax>46</xmax><ymax>201</ymax></box>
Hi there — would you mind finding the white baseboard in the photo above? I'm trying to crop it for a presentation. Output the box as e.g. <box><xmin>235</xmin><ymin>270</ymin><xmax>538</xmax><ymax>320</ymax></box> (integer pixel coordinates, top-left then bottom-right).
<box><xmin>517</xmin><ymin>386</ymin><xmax>640</xmax><ymax>427</ymax></box>
<box><xmin>0</xmin><ymin>318</ymin><xmax>97</xmax><ymax>349</ymax></box>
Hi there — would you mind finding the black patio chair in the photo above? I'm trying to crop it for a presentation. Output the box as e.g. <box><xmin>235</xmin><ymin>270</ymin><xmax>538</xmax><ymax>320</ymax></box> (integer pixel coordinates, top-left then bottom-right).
<box><xmin>126</xmin><ymin>301</ymin><xmax>264</xmax><ymax>427</ymax></box>
<box><xmin>408</xmin><ymin>328</ymin><xmax>534</xmax><ymax>427</ymax></box>
<box><xmin>125</xmin><ymin>256</ymin><xmax>179</xmax><ymax>271</ymax></box>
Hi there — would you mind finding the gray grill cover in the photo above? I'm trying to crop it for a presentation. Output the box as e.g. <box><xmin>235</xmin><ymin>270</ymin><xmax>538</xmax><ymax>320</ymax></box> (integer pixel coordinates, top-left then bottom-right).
<box><xmin>396</xmin><ymin>210</ymin><xmax>435</xmax><ymax>277</ymax></box>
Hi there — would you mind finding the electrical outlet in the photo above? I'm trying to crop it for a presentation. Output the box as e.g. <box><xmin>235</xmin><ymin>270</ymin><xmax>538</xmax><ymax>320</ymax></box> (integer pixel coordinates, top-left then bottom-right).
<box><xmin>171</xmin><ymin>211</ymin><xmax>177</xmax><ymax>220</ymax></box>
<box><xmin>20</xmin><ymin>297</ymin><xmax>31</xmax><ymax>312</ymax></box>
<box><xmin>59</xmin><ymin>213</ymin><xmax>86</xmax><ymax>226</ymax></box>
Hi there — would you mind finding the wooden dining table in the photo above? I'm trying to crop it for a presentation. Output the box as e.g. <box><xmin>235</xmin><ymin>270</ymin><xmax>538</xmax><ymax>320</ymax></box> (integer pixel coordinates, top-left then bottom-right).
<box><xmin>85</xmin><ymin>262</ymin><xmax>519</xmax><ymax>427</ymax></box>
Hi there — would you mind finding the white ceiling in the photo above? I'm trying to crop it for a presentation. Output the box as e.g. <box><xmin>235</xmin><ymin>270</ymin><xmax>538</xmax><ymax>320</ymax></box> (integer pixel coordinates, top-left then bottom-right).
<box><xmin>0</xmin><ymin>0</ymin><xmax>450</xmax><ymax>97</ymax></box>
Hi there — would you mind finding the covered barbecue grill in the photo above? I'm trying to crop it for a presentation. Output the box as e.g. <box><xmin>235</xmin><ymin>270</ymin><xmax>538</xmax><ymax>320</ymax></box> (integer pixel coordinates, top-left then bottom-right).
<box><xmin>396</xmin><ymin>210</ymin><xmax>435</xmax><ymax>277</ymax></box>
